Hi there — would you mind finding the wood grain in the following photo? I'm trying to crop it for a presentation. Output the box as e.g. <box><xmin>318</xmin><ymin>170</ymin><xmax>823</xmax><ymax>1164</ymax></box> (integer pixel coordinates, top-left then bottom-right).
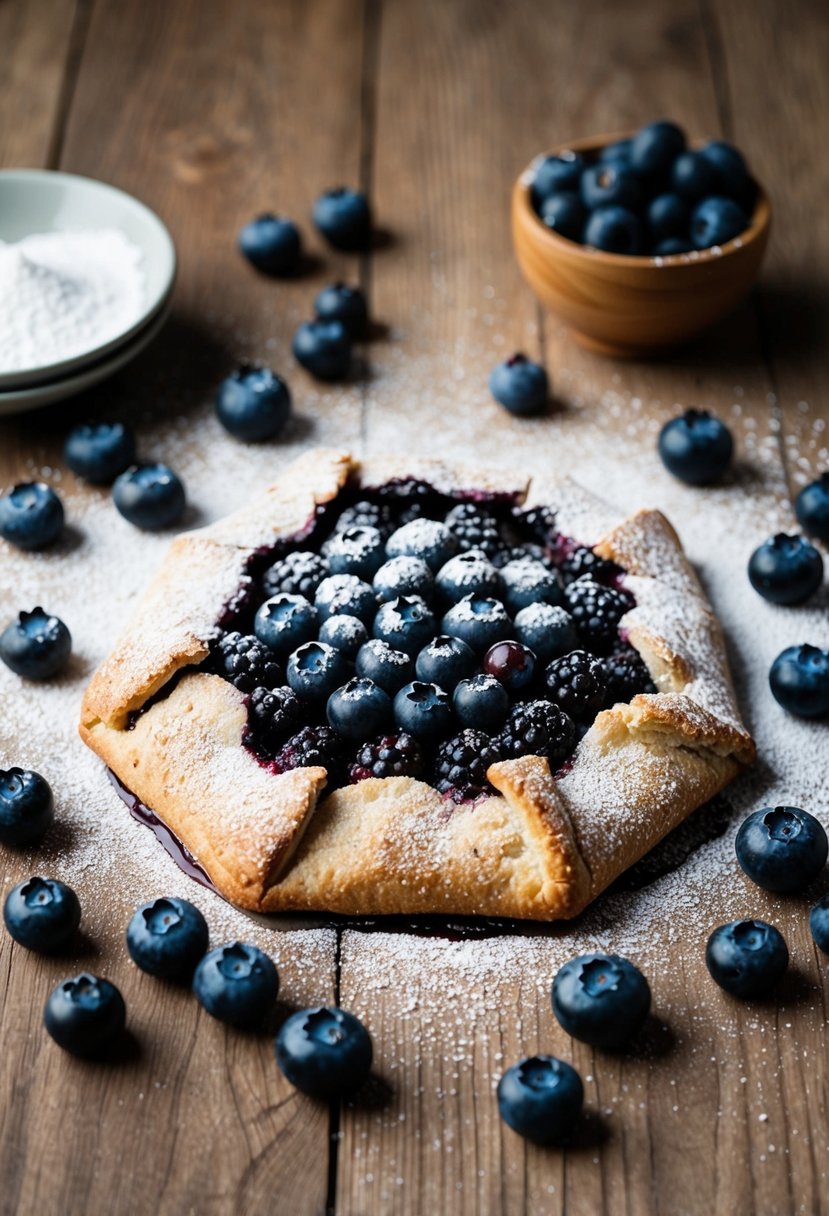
<box><xmin>0</xmin><ymin>0</ymin><xmax>81</xmax><ymax>168</ymax></box>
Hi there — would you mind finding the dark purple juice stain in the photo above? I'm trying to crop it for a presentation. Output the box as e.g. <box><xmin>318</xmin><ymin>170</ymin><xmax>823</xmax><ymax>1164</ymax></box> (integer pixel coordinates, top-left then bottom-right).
<box><xmin>107</xmin><ymin>770</ymin><xmax>217</xmax><ymax>893</ymax></box>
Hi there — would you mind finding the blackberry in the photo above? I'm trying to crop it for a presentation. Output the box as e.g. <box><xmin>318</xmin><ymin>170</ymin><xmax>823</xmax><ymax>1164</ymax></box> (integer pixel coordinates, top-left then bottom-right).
<box><xmin>215</xmin><ymin>632</ymin><xmax>282</xmax><ymax>693</ymax></box>
<box><xmin>492</xmin><ymin>543</ymin><xmax>555</xmax><ymax>572</ymax></box>
<box><xmin>498</xmin><ymin>700</ymin><xmax>576</xmax><ymax>766</ymax></box>
<box><xmin>334</xmin><ymin>499</ymin><xmax>393</xmax><ymax>540</ymax></box>
<box><xmin>564</xmin><ymin>578</ymin><xmax>632</xmax><ymax>653</ymax></box>
<box><xmin>444</xmin><ymin>502</ymin><xmax>501</xmax><ymax>556</ymax></box>
<box><xmin>516</xmin><ymin>504</ymin><xmax>557</xmax><ymax>545</ymax></box>
<box><xmin>350</xmin><ymin>732</ymin><xmax>425</xmax><ymax>782</ymax></box>
<box><xmin>602</xmin><ymin>647</ymin><xmax>656</xmax><ymax>706</ymax></box>
<box><xmin>247</xmin><ymin>686</ymin><xmax>302</xmax><ymax>750</ymax></box>
<box><xmin>263</xmin><ymin>551</ymin><xmax>328</xmax><ymax>599</ymax></box>
<box><xmin>559</xmin><ymin>546</ymin><xmax>620</xmax><ymax>586</ymax></box>
<box><xmin>277</xmin><ymin>726</ymin><xmax>346</xmax><ymax>782</ymax></box>
<box><xmin>545</xmin><ymin>650</ymin><xmax>606</xmax><ymax>720</ymax></box>
<box><xmin>434</xmin><ymin>730</ymin><xmax>502</xmax><ymax>803</ymax></box>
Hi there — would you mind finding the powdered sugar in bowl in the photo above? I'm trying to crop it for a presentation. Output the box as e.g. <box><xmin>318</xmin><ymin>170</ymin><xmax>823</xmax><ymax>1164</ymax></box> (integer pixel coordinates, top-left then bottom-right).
<box><xmin>0</xmin><ymin>170</ymin><xmax>176</xmax><ymax>393</ymax></box>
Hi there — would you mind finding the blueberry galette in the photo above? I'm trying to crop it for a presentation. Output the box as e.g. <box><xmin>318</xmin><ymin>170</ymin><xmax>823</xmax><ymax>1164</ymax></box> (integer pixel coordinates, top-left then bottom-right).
<box><xmin>80</xmin><ymin>450</ymin><xmax>754</xmax><ymax>918</ymax></box>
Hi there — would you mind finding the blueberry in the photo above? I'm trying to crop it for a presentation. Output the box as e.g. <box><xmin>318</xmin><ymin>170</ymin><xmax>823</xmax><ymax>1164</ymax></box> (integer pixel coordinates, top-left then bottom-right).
<box><xmin>255</xmin><ymin>593</ymin><xmax>318</xmax><ymax>658</ymax></box>
<box><xmin>435</xmin><ymin>549</ymin><xmax>502</xmax><ymax>604</ymax></box>
<box><xmin>312</xmin><ymin>187</ymin><xmax>372</xmax><ymax>251</ymax></box>
<box><xmin>314</xmin><ymin>282</ymin><xmax>368</xmax><ymax>338</ymax></box>
<box><xmin>538</xmin><ymin>192</ymin><xmax>585</xmax><ymax>242</ymax></box>
<box><xmin>705</xmin><ymin>920</ymin><xmax>788</xmax><ymax>999</ymax></box>
<box><xmin>215</xmin><ymin>364</ymin><xmax>292</xmax><ymax>442</ymax></box>
<box><xmin>373</xmin><ymin>555</ymin><xmax>435</xmax><ymax>602</ymax></box>
<box><xmin>809</xmin><ymin>894</ymin><xmax>829</xmax><ymax>954</ymax></box>
<box><xmin>652</xmin><ymin>237</ymin><xmax>693</xmax><ymax>256</ymax></box>
<box><xmin>488</xmin><ymin>353</ymin><xmax>548</xmax><ymax>417</ymax></box>
<box><xmin>581</xmin><ymin>163</ymin><xmax>644</xmax><ymax>213</ymax></box>
<box><xmin>0</xmin><ymin>607</ymin><xmax>71</xmax><ymax>680</ymax></box>
<box><xmin>44</xmin><ymin>973</ymin><xmax>126</xmax><ymax>1057</ymax></box>
<box><xmin>453</xmin><ymin>673</ymin><xmax>510</xmax><ymax>731</ymax></box>
<box><xmin>795</xmin><ymin>473</ymin><xmax>829</xmax><ymax>542</ymax></box>
<box><xmin>690</xmin><ymin>196</ymin><xmax>748</xmax><ymax>249</ymax></box>
<box><xmin>113</xmin><ymin>463</ymin><xmax>186</xmax><ymax>530</ymax></box>
<box><xmin>530</xmin><ymin>151</ymin><xmax>584</xmax><ymax>207</ymax></box>
<box><xmin>552</xmin><ymin>952</ymin><xmax>651</xmax><ymax>1048</ymax></box>
<box><xmin>393</xmin><ymin>680</ymin><xmax>453</xmax><ymax>741</ymax></box>
<box><xmin>286</xmin><ymin>641</ymin><xmax>351</xmax><ymax>705</ymax></box>
<box><xmin>193</xmin><ymin>941</ymin><xmax>278</xmax><ymax>1026</ymax></box>
<box><xmin>599</xmin><ymin>138</ymin><xmax>632</xmax><ymax>165</ymax></box>
<box><xmin>415</xmin><ymin>634</ymin><xmax>477</xmax><ymax>690</ymax></box>
<box><xmin>275</xmin><ymin>1006</ymin><xmax>372</xmax><ymax>1098</ymax></box>
<box><xmin>4</xmin><ymin>877</ymin><xmax>80</xmax><ymax>952</ymax></box>
<box><xmin>646</xmin><ymin>192</ymin><xmax>689</xmax><ymax>242</ymax></box>
<box><xmin>735</xmin><ymin>806</ymin><xmax>828</xmax><ymax>894</ymax></box>
<box><xmin>499</xmin><ymin>558</ymin><xmax>561</xmax><ymax>614</ymax></box>
<box><xmin>0</xmin><ymin>768</ymin><xmax>54</xmax><ymax>846</ymax></box>
<box><xmin>497</xmin><ymin>1055</ymin><xmax>583</xmax><ymax>1145</ymax></box>
<box><xmin>583</xmin><ymin>205</ymin><xmax>645</xmax><ymax>255</ymax></box>
<box><xmin>699</xmin><ymin>141</ymin><xmax>755</xmax><ymax>208</ymax></box>
<box><xmin>0</xmin><ymin>482</ymin><xmax>64</xmax><ymax>550</ymax></box>
<box><xmin>326</xmin><ymin>525</ymin><xmax>386</xmax><ymax>581</ymax></box>
<box><xmin>513</xmin><ymin>602</ymin><xmax>579</xmax><ymax>664</ymax></box>
<box><xmin>292</xmin><ymin>319</ymin><xmax>352</xmax><ymax>382</ymax></box>
<box><xmin>483</xmin><ymin>640</ymin><xmax>536</xmax><ymax>694</ymax></box>
<box><xmin>326</xmin><ymin>677</ymin><xmax>392</xmax><ymax>740</ymax></box>
<box><xmin>386</xmin><ymin>519</ymin><xmax>458</xmax><ymax>572</ymax></box>
<box><xmin>441</xmin><ymin>595</ymin><xmax>512</xmax><ymax>654</ymax></box>
<box><xmin>315</xmin><ymin>574</ymin><xmax>377</xmax><ymax>624</ymax></box>
<box><xmin>318</xmin><ymin>613</ymin><xmax>368</xmax><ymax>659</ymax></box>
<box><xmin>237</xmin><ymin>213</ymin><xmax>302</xmax><ymax>275</ymax></box>
<box><xmin>769</xmin><ymin>644</ymin><xmax>829</xmax><ymax>718</ymax></box>
<box><xmin>630</xmin><ymin>120</ymin><xmax>686</xmax><ymax>176</ymax></box>
<box><xmin>670</xmin><ymin>150</ymin><xmax>720</xmax><ymax>201</ymax></box>
<box><xmin>658</xmin><ymin>408</ymin><xmax>733</xmax><ymax>484</ymax></box>
<box><xmin>64</xmin><ymin>422</ymin><xmax>136</xmax><ymax>483</ymax></box>
<box><xmin>355</xmin><ymin>638</ymin><xmax>413</xmax><ymax>696</ymax></box>
<box><xmin>373</xmin><ymin>595</ymin><xmax>437</xmax><ymax>657</ymax></box>
<box><xmin>126</xmin><ymin>897</ymin><xmax>209</xmax><ymax>980</ymax></box>
<box><xmin>748</xmin><ymin>533</ymin><xmax>823</xmax><ymax>605</ymax></box>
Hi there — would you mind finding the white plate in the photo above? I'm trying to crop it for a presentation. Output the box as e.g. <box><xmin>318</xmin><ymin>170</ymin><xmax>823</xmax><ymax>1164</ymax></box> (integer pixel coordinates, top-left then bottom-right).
<box><xmin>0</xmin><ymin>170</ymin><xmax>176</xmax><ymax>390</ymax></box>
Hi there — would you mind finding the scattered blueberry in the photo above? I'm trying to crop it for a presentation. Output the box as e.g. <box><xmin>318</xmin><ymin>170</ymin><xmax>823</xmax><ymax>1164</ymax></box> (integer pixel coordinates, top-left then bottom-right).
<box><xmin>735</xmin><ymin>806</ymin><xmax>828</xmax><ymax>894</ymax></box>
<box><xmin>0</xmin><ymin>768</ymin><xmax>54</xmax><ymax>846</ymax></box>
<box><xmin>0</xmin><ymin>482</ymin><xmax>64</xmax><ymax>550</ymax></box>
<box><xmin>630</xmin><ymin>120</ymin><xmax>686</xmax><ymax>176</ymax></box>
<box><xmin>769</xmin><ymin>644</ymin><xmax>829</xmax><ymax>718</ymax></box>
<box><xmin>254</xmin><ymin>594</ymin><xmax>319</xmax><ymax>658</ymax></box>
<box><xmin>513</xmin><ymin>603</ymin><xmax>579</xmax><ymax>664</ymax></box>
<box><xmin>658</xmin><ymin>408</ymin><xmax>733</xmax><ymax>485</ymax></box>
<box><xmin>44</xmin><ymin>973</ymin><xmax>126</xmax><ymax>1057</ymax></box>
<box><xmin>215</xmin><ymin>365</ymin><xmax>292</xmax><ymax>442</ymax></box>
<box><xmin>646</xmin><ymin>193</ymin><xmax>689</xmax><ymax>242</ymax></box>
<box><xmin>748</xmin><ymin>534</ymin><xmax>823</xmax><ymax>605</ymax></box>
<box><xmin>705</xmin><ymin>920</ymin><xmax>788</xmax><ymax>999</ymax></box>
<box><xmin>314</xmin><ymin>573</ymin><xmax>377</xmax><ymax>624</ymax></box>
<box><xmin>393</xmin><ymin>681</ymin><xmax>453</xmax><ymax>741</ymax></box>
<box><xmin>539</xmin><ymin>191</ymin><xmax>585</xmax><ymax>242</ymax></box>
<box><xmin>488</xmin><ymin>354</ymin><xmax>548</xmax><ymax>417</ymax></box>
<box><xmin>483</xmin><ymin>640</ymin><xmax>536</xmax><ymax>693</ymax></box>
<box><xmin>552</xmin><ymin>952</ymin><xmax>651</xmax><ymax>1048</ymax></box>
<box><xmin>355</xmin><ymin>638</ymin><xmax>414</xmax><ymax>696</ymax></box>
<box><xmin>415</xmin><ymin>634</ymin><xmax>477</xmax><ymax>690</ymax></box>
<box><xmin>581</xmin><ymin>163</ymin><xmax>643</xmax><ymax>212</ymax></box>
<box><xmin>373</xmin><ymin>555</ymin><xmax>435</xmax><ymax>602</ymax></box>
<box><xmin>497</xmin><ymin>1055</ymin><xmax>583</xmax><ymax>1145</ymax></box>
<box><xmin>286</xmin><ymin>641</ymin><xmax>351</xmax><ymax>705</ymax></box>
<box><xmin>126</xmin><ymin>897</ymin><xmax>209</xmax><ymax>980</ymax></box>
<box><xmin>312</xmin><ymin>187</ymin><xmax>372</xmax><ymax>251</ymax></box>
<box><xmin>373</xmin><ymin>595</ymin><xmax>437</xmax><ymax>657</ymax></box>
<box><xmin>584</xmin><ymin>205</ymin><xmax>645</xmax><ymax>254</ymax></box>
<box><xmin>453</xmin><ymin>673</ymin><xmax>510</xmax><ymax>732</ymax></box>
<box><xmin>795</xmin><ymin>473</ymin><xmax>829</xmax><ymax>542</ymax></box>
<box><xmin>314</xmin><ymin>282</ymin><xmax>368</xmax><ymax>338</ymax></box>
<box><xmin>670</xmin><ymin>150</ymin><xmax>720</xmax><ymax>201</ymax></box>
<box><xmin>435</xmin><ymin>550</ymin><xmax>502</xmax><ymax>604</ymax></box>
<box><xmin>690</xmin><ymin>196</ymin><xmax>748</xmax><ymax>249</ymax></box>
<box><xmin>318</xmin><ymin>613</ymin><xmax>368</xmax><ymax>659</ymax></box>
<box><xmin>530</xmin><ymin>152</ymin><xmax>585</xmax><ymax>206</ymax></box>
<box><xmin>193</xmin><ymin>941</ymin><xmax>278</xmax><ymax>1026</ymax></box>
<box><xmin>64</xmin><ymin>422</ymin><xmax>136</xmax><ymax>483</ymax></box>
<box><xmin>327</xmin><ymin>677</ymin><xmax>392</xmax><ymax>740</ymax></box>
<box><xmin>275</xmin><ymin>1006</ymin><xmax>372</xmax><ymax>1098</ymax></box>
<box><xmin>237</xmin><ymin>213</ymin><xmax>302</xmax><ymax>275</ymax></box>
<box><xmin>292</xmin><ymin>319</ymin><xmax>352</xmax><ymax>381</ymax></box>
<box><xmin>0</xmin><ymin>607</ymin><xmax>71</xmax><ymax>680</ymax></box>
<box><xmin>386</xmin><ymin>519</ymin><xmax>458</xmax><ymax>572</ymax></box>
<box><xmin>441</xmin><ymin>595</ymin><xmax>511</xmax><ymax>654</ymax></box>
<box><xmin>4</xmin><ymin>877</ymin><xmax>81</xmax><ymax>952</ymax></box>
<box><xmin>809</xmin><ymin>894</ymin><xmax>829</xmax><ymax>954</ymax></box>
<box><xmin>113</xmin><ymin>463</ymin><xmax>186</xmax><ymax>530</ymax></box>
<box><xmin>326</xmin><ymin>525</ymin><xmax>386</xmax><ymax>581</ymax></box>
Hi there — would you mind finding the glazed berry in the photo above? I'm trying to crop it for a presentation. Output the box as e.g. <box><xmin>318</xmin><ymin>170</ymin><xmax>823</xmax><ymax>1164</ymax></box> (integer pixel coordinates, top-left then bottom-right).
<box><xmin>292</xmin><ymin>319</ymin><xmax>352</xmax><ymax>381</ymax></box>
<box><xmin>314</xmin><ymin>282</ymin><xmax>368</xmax><ymax>338</ymax></box>
<box><xmin>386</xmin><ymin>518</ymin><xmax>458</xmax><ymax>572</ymax></box>
<box><xmin>581</xmin><ymin>163</ymin><xmax>643</xmax><ymax>212</ymax></box>
<box><xmin>530</xmin><ymin>151</ymin><xmax>584</xmax><ymax>206</ymax></box>
<box><xmin>393</xmin><ymin>681</ymin><xmax>453</xmax><ymax>742</ymax></box>
<box><xmin>318</xmin><ymin>613</ymin><xmax>368</xmax><ymax>659</ymax></box>
<box><xmin>334</xmin><ymin>499</ymin><xmax>393</xmax><ymax>539</ymax></box>
<box><xmin>312</xmin><ymin>187</ymin><xmax>372</xmax><ymax>251</ymax></box>
<box><xmin>699</xmin><ymin>140</ymin><xmax>754</xmax><ymax>206</ymax></box>
<box><xmin>706</xmin><ymin>920</ymin><xmax>788</xmax><ymax>999</ymax></box>
<box><xmin>373</xmin><ymin>595</ymin><xmax>437</xmax><ymax>657</ymax></box>
<box><xmin>444</xmin><ymin>502</ymin><xmax>501</xmax><ymax>556</ymax></box>
<box><xmin>488</xmin><ymin>353</ymin><xmax>548</xmax><ymax>417</ymax></box>
<box><xmin>748</xmin><ymin>534</ymin><xmax>823</xmax><ymax>605</ymax></box>
<box><xmin>373</xmin><ymin>555</ymin><xmax>435</xmax><ymax>602</ymax></box>
<box><xmin>630</xmin><ymin>119</ymin><xmax>686</xmax><ymax>176</ymax></box>
<box><xmin>499</xmin><ymin>558</ymin><xmax>561</xmax><ymax>614</ymax></box>
<box><xmin>113</xmin><ymin>463</ymin><xmax>186</xmax><ymax>530</ymax></box>
<box><xmin>326</xmin><ymin>525</ymin><xmax>386</xmax><ymax>581</ymax></box>
<box><xmin>0</xmin><ymin>607</ymin><xmax>71</xmax><ymax>681</ymax></box>
<box><xmin>769</xmin><ymin>644</ymin><xmax>829</xmax><ymax>718</ymax></box>
<box><xmin>215</xmin><ymin>365</ymin><xmax>292</xmax><ymax>442</ymax></box>
<box><xmin>552</xmin><ymin>953</ymin><xmax>651</xmax><ymax>1048</ymax></box>
<box><xmin>564</xmin><ymin>577</ymin><xmax>631</xmax><ymax>652</ymax></box>
<box><xmin>795</xmin><ymin>473</ymin><xmax>829</xmax><ymax>542</ymax></box>
<box><xmin>498</xmin><ymin>699</ymin><xmax>576</xmax><ymax>766</ymax></box>
<box><xmin>538</xmin><ymin>191</ymin><xmax>585</xmax><ymax>242</ymax></box>
<box><xmin>286</xmin><ymin>641</ymin><xmax>351</xmax><ymax>705</ymax></box>
<box><xmin>545</xmin><ymin>650</ymin><xmax>606</xmax><ymax>720</ymax></box>
<box><xmin>497</xmin><ymin>1055</ymin><xmax>583</xmax><ymax>1146</ymax></box>
<box><xmin>441</xmin><ymin>595</ymin><xmax>512</xmax><ymax>654</ymax></box>
<box><xmin>247</xmin><ymin>685</ymin><xmax>302</xmax><ymax>749</ymax></box>
<box><xmin>513</xmin><ymin>603</ymin><xmax>579</xmax><ymax>664</ymax></box>
<box><xmin>646</xmin><ymin>193</ymin><xmax>689</xmax><ymax>242</ymax></box>
<box><xmin>314</xmin><ymin>574</ymin><xmax>377</xmax><ymax>624</ymax></box>
<box><xmin>327</xmin><ymin>677</ymin><xmax>392</xmax><ymax>740</ymax></box>
<box><xmin>658</xmin><ymin>408</ymin><xmax>733</xmax><ymax>485</ymax></box>
<box><xmin>653</xmin><ymin>237</ymin><xmax>692</xmax><ymax>256</ymax></box>
<box><xmin>216</xmin><ymin>632</ymin><xmax>282</xmax><ymax>694</ymax></box>
<box><xmin>435</xmin><ymin>549</ymin><xmax>502</xmax><ymax>604</ymax></box>
<box><xmin>735</xmin><ymin>806</ymin><xmax>828</xmax><ymax>894</ymax></box>
<box><xmin>670</xmin><ymin>150</ymin><xmax>720</xmax><ymax>201</ymax></box>
<box><xmin>64</xmin><ymin>422</ymin><xmax>136</xmax><ymax>483</ymax></box>
<box><xmin>350</xmin><ymin>732</ymin><xmax>425</xmax><ymax>782</ymax></box>
<box><xmin>355</xmin><ymin>638</ymin><xmax>414</xmax><ymax>695</ymax></box>
<box><xmin>415</xmin><ymin>634</ymin><xmax>477</xmax><ymax>690</ymax></box>
<box><xmin>126</xmin><ymin>897</ymin><xmax>209</xmax><ymax>980</ymax></box>
<box><xmin>453</xmin><ymin>674</ymin><xmax>510</xmax><ymax>732</ymax></box>
<box><xmin>690</xmin><ymin>196</ymin><xmax>748</xmax><ymax>249</ymax></box>
<box><xmin>4</xmin><ymin>877</ymin><xmax>80</xmax><ymax>952</ymax></box>
<box><xmin>263</xmin><ymin>550</ymin><xmax>328</xmax><ymax>599</ymax></box>
<box><xmin>559</xmin><ymin>545</ymin><xmax>619</xmax><ymax>585</ymax></box>
<box><xmin>809</xmin><ymin>894</ymin><xmax>829</xmax><ymax>954</ymax></box>
<box><xmin>254</xmin><ymin>593</ymin><xmax>318</xmax><ymax>658</ymax></box>
<box><xmin>434</xmin><ymin>729</ymin><xmax>502</xmax><ymax>802</ymax></box>
<box><xmin>0</xmin><ymin>482</ymin><xmax>64</xmax><ymax>550</ymax></box>
<box><xmin>601</xmin><ymin>646</ymin><xmax>656</xmax><ymax>705</ymax></box>
<box><xmin>237</xmin><ymin>213</ymin><xmax>301</xmax><ymax>275</ymax></box>
<box><xmin>193</xmin><ymin>942</ymin><xmax>278</xmax><ymax>1026</ymax></box>
<box><xmin>584</xmin><ymin>206</ymin><xmax>645</xmax><ymax>255</ymax></box>
<box><xmin>44</xmin><ymin>974</ymin><xmax>126</xmax><ymax>1057</ymax></box>
<box><xmin>483</xmin><ymin>640</ymin><xmax>536</xmax><ymax>693</ymax></box>
<box><xmin>0</xmin><ymin>768</ymin><xmax>54</xmax><ymax>846</ymax></box>
<box><xmin>277</xmin><ymin>725</ymin><xmax>346</xmax><ymax>780</ymax></box>
<box><xmin>275</xmin><ymin>1006</ymin><xmax>372</xmax><ymax>1098</ymax></box>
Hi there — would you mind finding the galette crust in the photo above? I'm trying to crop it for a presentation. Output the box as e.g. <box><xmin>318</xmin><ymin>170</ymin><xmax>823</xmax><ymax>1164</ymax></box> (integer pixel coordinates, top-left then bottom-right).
<box><xmin>80</xmin><ymin>449</ymin><xmax>755</xmax><ymax>920</ymax></box>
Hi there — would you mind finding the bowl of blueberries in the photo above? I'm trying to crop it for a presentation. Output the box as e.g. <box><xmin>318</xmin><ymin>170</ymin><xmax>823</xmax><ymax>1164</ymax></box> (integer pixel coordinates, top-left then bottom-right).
<box><xmin>511</xmin><ymin>119</ymin><xmax>771</xmax><ymax>357</ymax></box>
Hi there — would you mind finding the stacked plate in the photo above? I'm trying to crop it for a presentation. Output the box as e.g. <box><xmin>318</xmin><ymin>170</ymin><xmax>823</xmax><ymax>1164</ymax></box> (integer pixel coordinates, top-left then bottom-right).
<box><xmin>0</xmin><ymin>170</ymin><xmax>176</xmax><ymax>415</ymax></box>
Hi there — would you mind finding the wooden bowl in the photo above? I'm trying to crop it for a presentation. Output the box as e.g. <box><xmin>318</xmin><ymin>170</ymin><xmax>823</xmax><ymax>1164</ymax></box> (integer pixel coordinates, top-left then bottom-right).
<box><xmin>511</xmin><ymin>133</ymin><xmax>771</xmax><ymax>357</ymax></box>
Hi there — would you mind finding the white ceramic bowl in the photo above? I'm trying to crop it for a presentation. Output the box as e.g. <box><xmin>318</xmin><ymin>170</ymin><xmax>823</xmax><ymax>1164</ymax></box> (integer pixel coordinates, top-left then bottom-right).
<box><xmin>0</xmin><ymin>169</ymin><xmax>176</xmax><ymax>389</ymax></box>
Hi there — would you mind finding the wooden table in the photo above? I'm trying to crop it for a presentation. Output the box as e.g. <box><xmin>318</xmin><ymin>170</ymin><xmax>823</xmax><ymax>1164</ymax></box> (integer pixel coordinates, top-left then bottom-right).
<box><xmin>1</xmin><ymin>1</ymin><xmax>827</xmax><ymax>1213</ymax></box>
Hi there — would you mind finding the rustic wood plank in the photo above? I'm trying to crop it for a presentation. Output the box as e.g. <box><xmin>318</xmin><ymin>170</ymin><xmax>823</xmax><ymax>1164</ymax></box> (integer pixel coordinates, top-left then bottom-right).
<box><xmin>0</xmin><ymin>0</ymin><xmax>80</xmax><ymax>168</ymax></box>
